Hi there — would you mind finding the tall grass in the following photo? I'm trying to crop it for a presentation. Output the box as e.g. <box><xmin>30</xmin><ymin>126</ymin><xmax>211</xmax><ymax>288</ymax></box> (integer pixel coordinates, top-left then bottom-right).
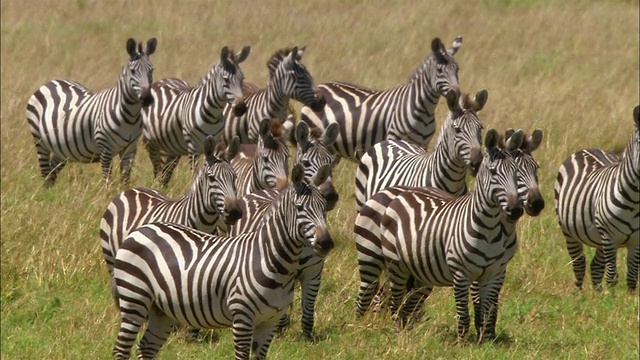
<box><xmin>1</xmin><ymin>0</ymin><xmax>638</xmax><ymax>359</ymax></box>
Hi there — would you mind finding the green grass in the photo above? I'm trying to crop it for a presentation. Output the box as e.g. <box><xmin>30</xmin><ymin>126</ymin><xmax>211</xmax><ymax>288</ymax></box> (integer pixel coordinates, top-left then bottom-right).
<box><xmin>1</xmin><ymin>0</ymin><xmax>638</xmax><ymax>359</ymax></box>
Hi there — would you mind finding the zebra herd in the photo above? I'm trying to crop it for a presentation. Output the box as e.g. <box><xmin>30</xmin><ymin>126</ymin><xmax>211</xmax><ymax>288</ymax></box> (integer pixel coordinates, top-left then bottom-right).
<box><xmin>25</xmin><ymin>36</ymin><xmax>638</xmax><ymax>359</ymax></box>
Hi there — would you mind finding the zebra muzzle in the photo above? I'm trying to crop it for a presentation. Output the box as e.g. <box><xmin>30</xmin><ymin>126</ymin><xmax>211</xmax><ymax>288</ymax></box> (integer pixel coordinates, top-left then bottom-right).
<box><xmin>318</xmin><ymin>181</ymin><xmax>339</xmax><ymax>211</ymax></box>
<box><xmin>524</xmin><ymin>189</ymin><xmax>545</xmax><ymax>216</ymax></box>
<box><xmin>313</xmin><ymin>229</ymin><xmax>334</xmax><ymax>258</ymax></box>
<box><xmin>233</xmin><ymin>98</ymin><xmax>247</xmax><ymax>117</ymax></box>
<box><xmin>310</xmin><ymin>90</ymin><xmax>326</xmax><ymax>112</ymax></box>
<box><xmin>223</xmin><ymin>200</ymin><xmax>243</xmax><ymax>225</ymax></box>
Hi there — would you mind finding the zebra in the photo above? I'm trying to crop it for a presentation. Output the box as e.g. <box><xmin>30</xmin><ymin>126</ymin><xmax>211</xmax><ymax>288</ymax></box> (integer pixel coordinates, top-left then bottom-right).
<box><xmin>224</xmin><ymin>122</ymin><xmax>339</xmax><ymax>339</ymax></box>
<box><xmin>231</xmin><ymin>118</ymin><xmax>291</xmax><ymax>197</ymax></box>
<box><xmin>221</xmin><ymin>46</ymin><xmax>326</xmax><ymax>144</ymax></box>
<box><xmin>300</xmin><ymin>36</ymin><xmax>462</xmax><ymax>161</ymax></box>
<box><xmin>141</xmin><ymin>45</ymin><xmax>251</xmax><ymax>187</ymax></box>
<box><xmin>554</xmin><ymin>105</ymin><xmax>639</xmax><ymax>292</ymax></box>
<box><xmin>26</xmin><ymin>37</ymin><xmax>157</xmax><ymax>186</ymax></box>
<box><xmin>99</xmin><ymin>135</ymin><xmax>241</xmax><ymax>300</ymax></box>
<box><xmin>358</xmin><ymin>129</ymin><xmax>523</xmax><ymax>342</ymax></box>
<box><xmin>354</xmin><ymin>88</ymin><xmax>486</xmax><ymax>212</ymax></box>
<box><xmin>111</xmin><ymin>163</ymin><xmax>334</xmax><ymax>360</ymax></box>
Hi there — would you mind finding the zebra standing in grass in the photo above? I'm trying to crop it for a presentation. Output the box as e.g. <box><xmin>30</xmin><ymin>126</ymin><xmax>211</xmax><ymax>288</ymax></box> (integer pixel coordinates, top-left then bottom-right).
<box><xmin>354</xmin><ymin>89</ymin><xmax>486</xmax><ymax>212</ymax></box>
<box><xmin>26</xmin><ymin>37</ymin><xmax>157</xmax><ymax>186</ymax></box>
<box><xmin>300</xmin><ymin>36</ymin><xmax>462</xmax><ymax>161</ymax></box>
<box><xmin>222</xmin><ymin>46</ymin><xmax>326</xmax><ymax>144</ymax></box>
<box><xmin>373</xmin><ymin>129</ymin><xmax>523</xmax><ymax>342</ymax></box>
<box><xmin>554</xmin><ymin>105</ymin><xmax>639</xmax><ymax>292</ymax></box>
<box><xmin>112</xmin><ymin>164</ymin><xmax>334</xmax><ymax>360</ymax></box>
<box><xmin>100</xmin><ymin>135</ymin><xmax>242</xmax><ymax>298</ymax></box>
<box><xmin>231</xmin><ymin>118</ymin><xmax>291</xmax><ymax>197</ymax></box>
<box><xmin>142</xmin><ymin>46</ymin><xmax>251</xmax><ymax>187</ymax></box>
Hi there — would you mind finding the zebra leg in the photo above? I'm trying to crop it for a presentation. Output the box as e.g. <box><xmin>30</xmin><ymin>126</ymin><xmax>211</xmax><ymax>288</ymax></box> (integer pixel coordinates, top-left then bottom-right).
<box><xmin>119</xmin><ymin>148</ymin><xmax>137</xmax><ymax>186</ymax></box>
<box><xmin>590</xmin><ymin>247</ymin><xmax>607</xmax><ymax>290</ymax></box>
<box><xmin>232</xmin><ymin>313</ymin><xmax>254</xmax><ymax>360</ymax></box>
<box><xmin>386</xmin><ymin>261</ymin><xmax>411</xmax><ymax>329</ymax></box>
<box><xmin>99</xmin><ymin>148</ymin><xmax>115</xmax><ymax>185</ymax></box>
<box><xmin>112</xmin><ymin>304</ymin><xmax>147</xmax><ymax>359</ymax></box>
<box><xmin>452</xmin><ymin>274</ymin><xmax>472</xmax><ymax>341</ymax></box>
<box><xmin>136</xmin><ymin>309</ymin><xmax>176</xmax><ymax>359</ymax></box>
<box><xmin>475</xmin><ymin>275</ymin><xmax>505</xmax><ymax>343</ymax></box>
<box><xmin>48</xmin><ymin>155</ymin><xmax>67</xmax><ymax>187</ymax></box>
<box><xmin>188</xmin><ymin>153</ymin><xmax>199</xmax><ymax>176</ymax></box>
<box><xmin>371</xmin><ymin>281</ymin><xmax>388</xmax><ymax>314</ymax></box>
<box><xmin>298</xmin><ymin>262</ymin><xmax>324</xmax><ymax>339</ymax></box>
<box><xmin>355</xmin><ymin>247</ymin><xmax>385</xmax><ymax>316</ymax></box>
<box><xmin>402</xmin><ymin>282</ymin><xmax>432</xmax><ymax>328</ymax></box>
<box><xmin>471</xmin><ymin>281</ymin><xmax>481</xmax><ymax>332</ymax></box>
<box><xmin>565</xmin><ymin>236</ymin><xmax>587</xmax><ymax>289</ymax></box>
<box><xmin>627</xmin><ymin>241</ymin><xmax>640</xmax><ymax>292</ymax></box>
<box><xmin>145</xmin><ymin>141</ymin><xmax>165</xmax><ymax>180</ymax></box>
<box><xmin>601</xmin><ymin>238</ymin><xmax>619</xmax><ymax>287</ymax></box>
<box><xmin>251</xmin><ymin>320</ymin><xmax>279</xmax><ymax>360</ymax></box>
<box><xmin>161</xmin><ymin>156</ymin><xmax>181</xmax><ymax>187</ymax></box>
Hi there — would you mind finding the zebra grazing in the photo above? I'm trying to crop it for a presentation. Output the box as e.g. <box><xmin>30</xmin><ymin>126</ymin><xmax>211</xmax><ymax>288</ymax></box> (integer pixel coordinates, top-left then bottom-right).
<box><xmin>222</xmin><ymin>46</ymin><xmax>326</xmax><ymax>144</ymax></box>
<box><xmin>554</xmin><ymin>105</ymin><xmax>639</xmax><ymax>292</ymax></box>
<box><xmin>26</xmin><ymin>37</ymin><xmax>157</xmax><ymax>186</ymax></box>
<box><xmin>231</xmin><ymin>118</ymin><xmax>291</xmax><ymax>197</ymax></box>
<box><xmin>300</xmin><ymin>36</ymin><xmax>462</xmax><ymax>161</ymax></box>
<box><xmin>294</xmin><ymin>121</ymin><xmax>340</xmax><ymax>210</ymax></box>
<box><xmin>111</xmin><ymin>163</ymin><xmax>334</xmax><ymax>360</ymax></box>
<box><xmin>100</xmin><ymin>135</ymin><xmax>241</xmax><ymax>297</ymax></box>
<box><xmin>355</xmin><ymin>88</ymin><xmax>486</xmax><ymax>212</ymax></box>
<box><xmin>368</xmin><ymin>129</ymin><xmax>523</xmax><ymax>342</ymax></box>
<box><xmin>142</xmin><ymin>45</ymin><xmax>251</xmax><ymax>187</ymax></box>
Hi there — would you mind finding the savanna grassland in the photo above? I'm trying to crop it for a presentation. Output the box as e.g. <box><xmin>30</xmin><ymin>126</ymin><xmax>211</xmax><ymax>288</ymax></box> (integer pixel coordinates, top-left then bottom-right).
<box><xmin>1</xmin><ymin>0</ymin><xmax>638</xmax><ymax>359</ymax></box>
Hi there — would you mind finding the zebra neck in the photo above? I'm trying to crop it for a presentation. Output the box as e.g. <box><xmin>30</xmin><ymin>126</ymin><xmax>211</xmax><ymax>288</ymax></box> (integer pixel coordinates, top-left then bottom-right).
<box><xmin>261</xmin><ymin>83</ymin><xmax>290</xmax><ymax>119</ymax></box>
<box><xmin>199</xmin><ymin>77</ymin><xmax>227</xmax><ymax>114</ymax></box>
<box><xmin>619</xmin><ymin>142</ymin><xmax>640</xmax><ymax>196</ymax></box>
<box><xmin>430</xmin><ymin>130</ymin><xmax>468</xmax><ymax>188</ymax></box>
<box><xmin>180</xmin><ymin>174</ymin><xmax>221</xmax><ymax>231</ymax></box>
<box><xmin>468</xmin><ymin>182</ymin><xmax>504</xmax><ymax>232</ymax></box>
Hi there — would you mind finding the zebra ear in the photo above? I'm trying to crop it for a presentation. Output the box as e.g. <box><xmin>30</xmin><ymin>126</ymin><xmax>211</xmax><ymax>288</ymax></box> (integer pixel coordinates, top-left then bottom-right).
<box><xmin>323</xmin><ymin>122</ymin><xmax>340</xmax><ymax>147</ymax></box>
<box><xmin>226</xmin><ymin>136</ymin><xmax>240</xmax><ymax>161</ymax></box>
<box><xmin>473</xmin><ymin>89</ymin><xmax>488</xmax><ymax>111</ymax></box>
<box><xmin>126</xmin><ymin>38</ymin><xmax>137</xmax><ymax>58</ymax></box>
<box><xmin>634</xmin><ymin>105</ymin><xmax>639</xmax><ymax>128</ymax></box>
<box><xmin>484</xmin><ymin>129</ymin><xmax>500</xmax><ymax>153</ymax></box>
<box><xmin>287</xmin><ymin>47</ymin><xmax>299</xmax><ymax>64</ymax></box>
<box><xmin>204</xmin><ymin>136</ymin><xmax>217</xmax><ymax>163</ymax></box>
<box><xmin>505</xmin><ymin>128</ymin><xmax>515</xmax><ymax>139</ymax></box>
<box><xmin>220</xmin><ymin>46</ymin><xmax>230</xmax><ymax>63</ymax></box>
<box><xmin>447</xmin><ymin>35</ymin><xmax>463</xmax><ymax>56</ymax></box>
<box><xmin>312</xmin><ymin>164</ymin><xmax>331</xmax><ymax>187</ymax></box>
<box><xmin>295</xmin><ymin>122</ymin><xmax>310</xmax><ymax>149</ymax></box>
<box><xmin>431</xmin><ymin>37</ymin><xmax>446</xmax><ymax>63</ymax></box>
<box><xmin>236</xmin><ymin>46</ymin><xmax>251</xmax><ymax>63</ymax></box>
<box><xmin>291</xmin><ymin>163</ymin><xmax>305</xmax><ymax>187</ymax></box>
<box><xmin>145</xmin><ymin>38</ymin><xmax>157</xmax><ymax>56</ymax></box>
<box><xmin>527</xmin><ymin>129</ymin><xmax>543</xmax><ymax>152</ymax></box>
<box><xmin>296</xmin><ymin>46</ymin><xmax>306</xmax><ymax>60</ymax></box>
<box><xmin>506</xmin><ymin>129</ymin><xmax>525</xmax><ymax>152</ymax></box>
<box><xmin>259</xmin><ymin>118</ymin><xmax>271</xmax><ymax>138</ymax></box>
<box><xmin>445</xmin><ymin>89</ymin><xmax>460</xmax><ymax>112</ymax></box>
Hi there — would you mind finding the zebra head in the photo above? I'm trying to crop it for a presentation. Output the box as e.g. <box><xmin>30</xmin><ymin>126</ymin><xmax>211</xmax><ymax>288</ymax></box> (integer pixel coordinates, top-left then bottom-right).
<box><xmin>504</xmin><ymin>128</ymin><xmax>545</xmax><ymax>217</ymax></box>
<box><xmin>442</xmin><ymin>88</ymin><xmax>486</xmax><ymax>176</ymax></box>
<box><xmin>255</xmin><ymin>118</ymin><xmax>291</xmax><ymax>190</ymax></box>
<box><xmin>270</xmin><ymin>46</ymin><xmax>326</xmax><ymax>113</ymax></box>
<box><xmin>418</xmin><ymin>36</ymin><xmax>461</xmax><ymax>98</ymax></box>
<box><xmin>631</xmin><ymin>105</ymin><xmax>640</xmax><ymax>175</ymax></box>
<box><xmin>289</xmin><ymin>163</ymin><xmax>334</xmax><ymax>258</ymax></box>
<box><xmin>202</xmin><ymin>135</ymin><xmax>242</xmax><ymax>226</ymax></box>
<box><xmin>295</xmin><ymin>122</ymin><xmax>340</xmax><ymax>210</ymax></box>
<box><xmin>124</xmin><ymin>37</ymin><xmax>157</xmax><ymax>107</ymax></box>
<box><xmin>211</xmin><ymin>45</ymin><xmax>251</xmax><ymax>117</ymax></box>
<box><xmin>480</xmin><ymin>129</ymin><xmax>523</xmax><ymax>222</ymax></box>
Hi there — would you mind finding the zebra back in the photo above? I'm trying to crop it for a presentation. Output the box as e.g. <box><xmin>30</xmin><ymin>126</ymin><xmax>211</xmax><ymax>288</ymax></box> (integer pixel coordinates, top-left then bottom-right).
<box><xmin>141</xmin><ymin>45</ymin><xmax>250</xmax><ymax>186</ymax></box>
<box><xmin>300</xmin><ymin>36</ymin><xmax>462</xmax><ymax>161</ymax></box>
<box><xmin>100</xmin><ymin>135</ymin><xmax>241</xmax><ymax>300</ymax></box>
<box><xmin>355</xmin><ymin>89</ymin><xmax>486</xmax><ymax>211</ymax></box>
<box><xmin>222</xmin><ymin>46</ymin><xmax>326</xmax><ymax>144</ymax></box>
<box><xmin>231</xmin><ymin>118</ymin><xmax>291</xmax><ymax>197</ymax></box>
<box><xmin>554</xmin><ymin>105</ymin><xmax>639</xmax><ymax>290</ymax></box>
<box><xmin>112</xmin><ymin>163</ymin><xmax>333</xmax><ymax>359</ymax></box>
<box><xmin>26</xmin><ymin>37</ymin><xmax>157</xmax><ymax>186</ymax></box>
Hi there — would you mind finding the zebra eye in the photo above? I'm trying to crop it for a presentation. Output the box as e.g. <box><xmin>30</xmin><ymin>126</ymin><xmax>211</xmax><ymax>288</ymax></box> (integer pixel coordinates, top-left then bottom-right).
<box><xmin>262</xmin><ymin>156</ymin><xmax>269</xmax><ymax>163</ymax></box>
<box><xmin>302</xmin><ymin>160</ymin><xmax>311</xmax><ymax>168</ymax></box>
<box><xmin>207</xmin><ymin>174</ymin><xmax>216</xmax><ymax>182</ymax></box>
<box><xmin>489</xmin><ymin>167</ymin><xmax>497</xmax><ymax>176</ymax></box>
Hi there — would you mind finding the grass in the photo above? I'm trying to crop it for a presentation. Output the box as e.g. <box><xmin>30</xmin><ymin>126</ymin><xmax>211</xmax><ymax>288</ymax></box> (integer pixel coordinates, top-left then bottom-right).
<box><xmin>1</xmin><ymin>0</ymin><xmax>638</xmax><ymax>359</ymax></box>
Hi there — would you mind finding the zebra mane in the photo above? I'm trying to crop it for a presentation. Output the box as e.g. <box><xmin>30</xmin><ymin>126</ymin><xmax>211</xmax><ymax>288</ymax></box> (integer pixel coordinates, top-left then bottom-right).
<box><xmin>408</xmin><ymin>50</ymin><xmax>456</xmax><ymax>83</ymax></box>
<box><xmin>266</xmin><ymin>47</ymin><xmax>301</xmax><ymax>78</ymax></box>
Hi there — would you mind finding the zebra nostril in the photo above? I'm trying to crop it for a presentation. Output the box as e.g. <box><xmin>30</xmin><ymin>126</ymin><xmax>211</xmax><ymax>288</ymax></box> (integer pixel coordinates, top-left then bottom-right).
<box><xmin>525</xmin><ymin>198</ymin><xmax>545</xmax><ymax>216</ymax></box>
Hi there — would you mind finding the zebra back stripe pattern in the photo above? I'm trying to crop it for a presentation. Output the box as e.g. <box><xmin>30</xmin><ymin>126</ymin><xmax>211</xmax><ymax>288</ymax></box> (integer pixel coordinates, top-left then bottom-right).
<box><xmin>554</xmin><ymin>105</ymin><xmax>639</xmax><ymax>291</ymax></box>
<box><xmin>355</xmin><ymin>89</ymin><xmax>486</xmax><ymax>211</ymax></box>
<box><xmin>111</xmin><ymin>164</ymin><xmax>333</xmax><ymax>360</ymax></box>
<box><xmin>141</xmin><ymin>46</ymin><xmax>251</xmax><ymax>187</ymax></box>
<box><xmin>300</xmin><ymin>36</ymin><xmax>462</xmax><ymax>161</ymax></box>
<box><xmin>26</xmin><ymin>37</ymin><xmax>157</xmax><ymax>186</ymax></box>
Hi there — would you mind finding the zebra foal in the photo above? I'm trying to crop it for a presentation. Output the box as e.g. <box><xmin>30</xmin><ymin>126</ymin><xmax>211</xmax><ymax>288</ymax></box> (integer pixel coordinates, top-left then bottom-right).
<box><xmin>554</xmin><ymin>105</ymin><xmax>639</xmax><ymax>291</ymax></box>
<box><xmin>377</xmin><ymin>129</ymin><xmax>523</xmax><ymax>342</ymax></box>
<box><xmin>142</xmin><ymin>45</ymin><xmax>251</xmax><ymax>187</ymax></box>
<box><xmin>26</xmin><ymin>37</ymin><xmax>157</xmax><ymax>186</ymax></box>
<box><xmin>301</xmin><ymin>36</ymin><xmax>462</xmax><ymax>161</ymax></box>
<box><xmin>111</xmin><ymin>163</ymin><xmax>334</xmax><ymax>360</ymax></box>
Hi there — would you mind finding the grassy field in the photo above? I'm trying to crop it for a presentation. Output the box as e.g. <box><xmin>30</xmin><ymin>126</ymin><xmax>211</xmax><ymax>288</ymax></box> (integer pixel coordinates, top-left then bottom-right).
<box><xmin>1</xmin><ymin>0</ymin><xmax>638</xmax><ymax>359</ymax></box>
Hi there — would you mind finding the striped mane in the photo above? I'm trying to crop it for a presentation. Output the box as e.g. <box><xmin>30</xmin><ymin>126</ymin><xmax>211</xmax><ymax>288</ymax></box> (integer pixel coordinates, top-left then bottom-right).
<box><xmin>267</xmin><ymin>47</ymin><xmax>301</xmax><ymax>78</ymax></box>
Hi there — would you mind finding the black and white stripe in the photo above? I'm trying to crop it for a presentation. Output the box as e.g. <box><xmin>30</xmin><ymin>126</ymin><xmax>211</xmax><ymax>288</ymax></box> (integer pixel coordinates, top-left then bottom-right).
<box><xmin>554</xmin><ymin>105</ymin><xmax>639</xmax><ymax>291</ymax></box>
<box><xmin>100</xmin><ymin>135</ymin><xmax>241</xmax><ymax>301</ymax></box>
<box><xmin>355</xmin><ymin>89</ymin><xmax>486</xmax><ymax>212</ymax></box>
<box><xmin>357</xmin><ymin>129</ymin><xmax>523</xmax><ymax>342</ymax></box>
<box><xmin>300</xmin><ymin>36</ymin><xmax>462</xmax><ymax>161</ymax></box>
<box><xmin>26</xmin><ymin>37</ymin><xmax>157</xmax><ymax>186</ymax></box>
<box><xmin>231</xmin><ymin>118</ymin><xmax>291</xmax><ymax>197</ymax></box>
<box><xmin>141</xmin><ymin>46</ymin><xmax>251</xmax><ymax>186</ymax></box>
<box><xmin>111</xmin><ymin>164</ymin><xmax>333</xmax><ymax>360</ymax></box>
<box><xmin>222</xmin><ymin>46</ymin><xmax>326</xmax><ymax>144</ymax></box>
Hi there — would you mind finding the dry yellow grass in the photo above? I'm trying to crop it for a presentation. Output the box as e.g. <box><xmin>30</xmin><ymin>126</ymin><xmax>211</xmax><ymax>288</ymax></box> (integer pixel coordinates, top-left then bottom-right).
<box><xmin>2</xmin><ymin>1</ymin><xmax>638</xmax><ymax>359</ymax></box>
